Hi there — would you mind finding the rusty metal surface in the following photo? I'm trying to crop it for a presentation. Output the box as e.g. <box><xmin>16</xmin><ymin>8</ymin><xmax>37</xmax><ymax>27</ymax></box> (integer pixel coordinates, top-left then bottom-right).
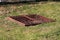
<box><xmin>8</xmin><ymin>14</ymin><xmax>55</xmax><ymax>26</ymax></box>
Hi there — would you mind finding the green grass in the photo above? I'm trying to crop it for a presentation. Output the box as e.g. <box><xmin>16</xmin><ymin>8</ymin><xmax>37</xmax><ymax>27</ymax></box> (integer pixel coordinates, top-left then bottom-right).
<box><xmin>0</xmin><ymin>2</ymin><xmax>60</xmax><ymax>40</ymax></box>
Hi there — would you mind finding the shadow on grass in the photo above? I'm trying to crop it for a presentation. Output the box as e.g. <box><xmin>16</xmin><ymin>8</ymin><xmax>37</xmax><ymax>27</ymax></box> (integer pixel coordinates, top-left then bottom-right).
<box><xmin>0</xmin><ymin>1</ymin><xmax>39</xmax><ymax>5</ymax></box>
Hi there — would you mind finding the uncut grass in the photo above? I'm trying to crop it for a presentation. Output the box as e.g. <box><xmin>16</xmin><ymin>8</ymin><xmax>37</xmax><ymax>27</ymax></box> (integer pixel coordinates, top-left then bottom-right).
<box><xmin>0</xmin><ymin>2</ymin><xmax>60</xmax><ymax>40</ymax></box>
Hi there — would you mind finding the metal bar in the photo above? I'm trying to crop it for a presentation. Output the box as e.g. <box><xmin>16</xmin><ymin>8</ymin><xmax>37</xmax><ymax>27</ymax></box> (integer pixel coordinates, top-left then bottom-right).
<box><xmin>0</xmin><ymin>0</ymin><xmax>35</xmax><ymax>2</ymax></box>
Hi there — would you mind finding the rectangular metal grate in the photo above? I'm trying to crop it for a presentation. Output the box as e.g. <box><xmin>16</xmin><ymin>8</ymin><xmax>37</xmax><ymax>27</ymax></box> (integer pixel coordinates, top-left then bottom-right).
<box><xmin>7</xmin><ymin>14</ymin><xmax>55</xmax><ymax>26</ymax></box>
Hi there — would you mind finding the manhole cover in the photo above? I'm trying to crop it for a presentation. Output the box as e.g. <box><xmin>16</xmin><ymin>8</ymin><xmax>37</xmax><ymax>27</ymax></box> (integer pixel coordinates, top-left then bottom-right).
<box><xmin>7</xmin><ymin>14</ymin><xmax>55</xmax><ymax>26</ymax></box>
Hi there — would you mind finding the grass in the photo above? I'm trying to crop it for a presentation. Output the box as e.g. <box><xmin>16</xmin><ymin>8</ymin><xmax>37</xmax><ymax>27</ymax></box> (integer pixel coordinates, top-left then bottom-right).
<box><xmin>0</xmin><ymin>2</ymin><xmax>60</xmax><ymax>40</ymax></box>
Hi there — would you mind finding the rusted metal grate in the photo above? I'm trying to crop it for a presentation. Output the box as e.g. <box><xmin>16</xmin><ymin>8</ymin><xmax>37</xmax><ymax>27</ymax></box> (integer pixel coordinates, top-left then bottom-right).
<box><xmin>7</xmin><ymin>14</ymin><xmax>55</xmax><ymax>26</ymax></box>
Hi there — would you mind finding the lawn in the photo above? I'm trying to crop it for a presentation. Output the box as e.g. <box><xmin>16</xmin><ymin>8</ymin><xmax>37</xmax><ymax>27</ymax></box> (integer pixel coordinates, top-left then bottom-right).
<box><xmin>0</xmin><ymin>2</ymin><xmax>60</xmax><ymax>40</ymax></box>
